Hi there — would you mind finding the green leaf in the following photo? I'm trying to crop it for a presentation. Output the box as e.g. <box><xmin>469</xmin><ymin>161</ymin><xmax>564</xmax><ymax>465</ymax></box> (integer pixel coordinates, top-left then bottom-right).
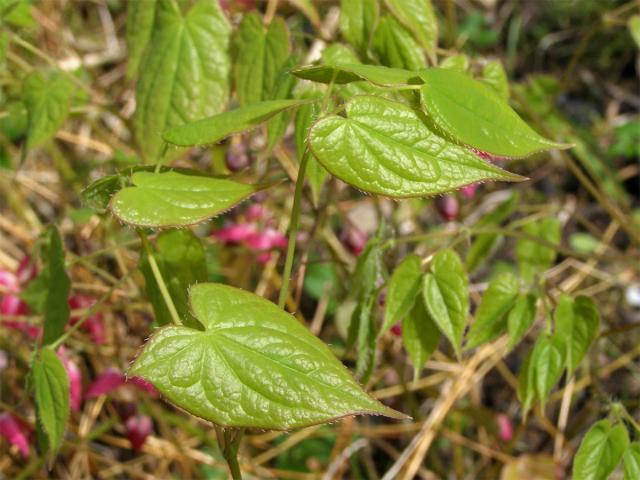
<box><xmin>402</xmin><ymin>296</ymin><xmax>440</xmax><ymax>380</ymax></box>
<box><xmin>384</xmin><ymin>0</ymin><xmax>438</xmax><ymax>63</ymax></box>
<box><xmin>23</xmin><ymin>71</ymin><xmax>73</xmax><ymax>150</ymax></box>
<box><xmin>506</xmin><ymin>294</ymin><xmax>537</xmax><ymax>349</ymax></box>
<box><xmin>163</xmin><ymin>99</ymin><xmax>310</xmax><ymax>147</ymax></box>
<box><xmin>290</xmin><ymin>62</ymin><xmax>422</xmax><ymax>88</ymax></box>
<box><xmin>308</xmin><ymin>95</ymin><xmax>523</xmax><ymax>198</ymax></box>
<box><xmin>266</xmin><ymin>57</ymin><xmax>299</xmax><ymax>149</ymax></box>
<box><xmin>109</xmin><ymin>171</ymin><xmax>263</xmax><ymax>228</ymax></box>
<box><xmin>130</xmin><ymin>283</ymin><xmax>405</xmax><ymax>429</ymax></box>
<box><xmin>466</xmin><ymin>272</ymin><xmax>519</xmax><ymax>349</ymax></box>
<box><xmin>554</xmin><ymin>295</ymin><xmax>599</xmax><ymax>375</ymax></box>
<box><xmin>516</xmin><ymin>217</ymin><xmax>561</xmax><ymax>283</ymax></box>
<box><xmin>295</xmin><ymin>91</ymin><xmax>326</xmax><ymax>207</ymax></box>
<box><xmin>33</xmin><ymin>347</ymin><xmax>69</xmax><ymax>458</ymax></box>
<box><xmin>532</xmin><ymin>334</ymin><xmax>565</xmax><ymax>408</ymax></box>
<box><xmin>629</xmin><ymin>15</ymin><xmax>640</xmax><ymax>49</ymax></box>
<box><xmin>422</xmin><ymin>249</ymin><xmax>468</xmax><ymax>356</ymax></box>
<box><xmin>381</xmin><ymin>254</ymin><xmax>422</xmax><ymax>336</ymax></box>
<box><xmin>126</xmin><ymin>0</ymin><xmax>156</xmax><ymax>79</ymax></box>
<box><xmin>234</xmin><ymin>13</ymin><xmax>290</xmax><ymax>106</ymax></box>
<box><xmin>133</xmin><ymin>0</ymin><xmax>230</xmax><ymax>162</ymax></box>
<box><xmin>517</xmin><ymin>348</ymin><xmax>535</xmax><ymax>417</ymax></box>
<box><xmin>419</xmin><ymin>68</ymin><xmax>570</xmax><ymax>157</ymax></box>
<box><xmin>22</xmin><ymin>227</ymin><xmax>70</xmax><ymax>346</ymax></box>
<box><xmin>339</xmin><ymin>0</ymin><xmax>379</xmax><ymax>55</ymax></box>
<box><xmin>623</xmin><ymin>443</ymin><xmax>640</xmax><ymax>480</ymax></box>
<box><xmin>81</xmin><ymin>174</ymin><xmax>123</xmax><ymax>211</ymax></box>
<box><xmin>440</xmin><ymin>54</ymin><xmax>470</xmax><ymax>72</ymax></box>
<box><xmin>373</xmin><ymin>15</ymin><xmax>426</xmax><ymax>71</ymax></box>
<box><xmin>140</xmin><ymin>229</ymin><xmax>207</xmax><ymax>328</ymax></box>
<box><xmin>482</xmin><ymin>60</ymin><xmax>509</xmax><ymax>100</ymax></box>
<box><xmin>573</xmin><ymin>419</ymin><xmax>629</xmax><ymax>480</ymax></box>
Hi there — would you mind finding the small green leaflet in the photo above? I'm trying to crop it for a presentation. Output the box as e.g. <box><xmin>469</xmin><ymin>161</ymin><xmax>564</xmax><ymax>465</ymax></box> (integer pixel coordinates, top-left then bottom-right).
<box><xmin>133</xmin><ymin>0</ymin><xmax>230</xmax><ymax>162</ymax></box>
<box><xmin>516</xmin><ymin>217</ymin><xmax>561</xmax><ymax>283</ymax></box>
<box><xmin>572</xmin><ymin>419</ymin><xmax>629</xmax><ymax>480</ymax></box>
<box><xmin>33</xmin><ymin>347</ymin><xmax>69</xmax><ymax>458</ymax></box>
<box><xmin>506</xmin><ymin>294</ymin><xmax>537</xmax><ymax>349</ymax></box>
<box><xmin>517</xmin><ymin>349</ymin><xmax>535</xmax><ymax>417</ymax></box>
<box><xmin>624</xmin><ymin>443</ymin><xmax>640</xmax><ymax>480</ymax></box>
<box><xmin>422</xmin><ymin>249</ymin><xmax>468</xmax><ymax>356</ymax></box>
<box><xmin>532</xmin><ymin>334</ymin><xmax>565</xmax><ymax>409</ymax></box>
<box><xmin>419</xmin><ymin>68</ymin><xmax>570</xmax><ymax>158</ymax></box>
<box><xmin>291</xmin><ymin>62</ymin><xmax>422</xmax><ymax>88</ymax></box>
<box><xmin>81</xmin><ymin>173</ymin><xmax>123</xmax><ymax>212</ymax></box>
<box><xmin>381</xmin><ymin>254</ymin><xmax>422</xmax><ymax>337</ymax></box>
<box><xmin>402</xmin><ymin>296</ymin><xmax>440</xmax><ymax>380</ymax></box>
<box><xmin>23</xmin><ymin>71</ymin><xmax>73</xmax><ymax>150</ymax></box>
<box><xmin>125</xmin><ymin>0</ymin><xmax>156</xmax><ymax>79</ymax></box>
<box><xmin>140</xmin><ymin>229</ymin><xmax>207</xmax><ymax>328</ymax></box>
<box><xmin>482</xmin><ymin>60</ymin><xmax>509</xmax><ymax>100</ymax></box>
<box><xmin>440</xmin><ymin>54</ymin><xmax>470</xmax><ymax>72</ymax></box>
<box><xmin>384</xmin><ymin>0</ymin><xmax>438</xmax><ymax>64</ymax></box>
<box><xmin>554</xmin><ymin>295</ymin><xmax>599</xmax><ymax>375</ymax></box>
<box><xmin>130</xmin><ymin>283</ymin><xmax>405</xmax><ymax>429</ymax></box>
<box><xmin>339</xmin><ymin>0</ymin><xmax>379</xmax><ymax>56</ymax></box>
<box><xmin>163</xmin><ymin>99</ymin><xmax>311</xmax><ymax>147</ymax></box>
<box><xmin>373</xmin><ymin>15</ymin><xmax>426</xmax><ymax>71</ymax></box>
<box><xmin>295</xmin><ymin>91</ymin><xmax>326</xmax><ymax>207</ymax></box>
<box><xmin>308</xmin><ymin>96</ymin><xmax>523</xmax><ymax>198</ymax></box>
<box><xmin>109</xmin><ymin>171</ymin><xmax>263</xmax><ymax>228</ymax></box>
<box><xmin>465</xmin><ymin>272</ymin><xmax>519</xmax><ymax>349</ymax></box>
<box><xmin>234</xmin><ymin>13</ymin><xmax>290</xmax><ymax>106</ymax></box>
<box><xmin>21</xmin><ymin>226</ymin><xmax>70</xmax><ymax>346</ymax></box>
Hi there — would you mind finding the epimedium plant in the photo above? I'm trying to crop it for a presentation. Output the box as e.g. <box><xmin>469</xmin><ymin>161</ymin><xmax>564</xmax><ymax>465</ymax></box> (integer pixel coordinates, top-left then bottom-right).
<box><xmin>6</xmin><ymin>0</ymin><xmax>636</xmax><ymax>478</ymax></box>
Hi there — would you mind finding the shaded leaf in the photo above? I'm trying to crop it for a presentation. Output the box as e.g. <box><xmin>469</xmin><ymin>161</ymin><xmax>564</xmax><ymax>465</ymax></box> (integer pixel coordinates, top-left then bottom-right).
<box><xmin>482</xmin><ymin>59</ymin><xmax>509</xmax><ymax>99</ymax></box>
<box><xmin>384</xmin><ymin>0</ymin><xmax>438</xmax><ymax>63</ymax></box>
<box><xmin>440</xmin><ymin>54</ymin><xmax>469</xmax><ymax>72</ymax></box>
<box><xmin>507</xmin><ymin>294</ymin><xmax>537</xmax><ymax>349</ymax></box>
<box><xmin>126</xmin><ymin>0</ymin><xmax>156</xmax><ymax>79</ymax></box>
<box><xmin>554</xmin><ymin>295</ymin><xmax>599</xmax><ymax>375</ymax></box>
<box><xmin>339</xmin><ymin>0</ymin><xmax>379</xmax><ymax>55</ymax></box>
<box><xmin>295</xmin><ymin>90</ymin><xmax>326</xmax><ymax>206</ymax></box>
<box><xmin>291</xmin><ymin>62</ymin><xmax>422</xmax><ymax>88</ymax></box>
<box><xmin>516</xmin><ymin>217</ymin><xmax>561</xmax><ymax>283</ymax></box>
<box><xmin>573</xmin><ymin>419</ymin><xmax>629</xmax><ymax>480</ymax></box>
<box><xmin>381</xmin><ymin>254</ymin><xmax>422</xmax><ymax>336</ymax></box>
<box><xmin>532</xmin><ymin>334</ymin><xmax>565</xmax><ymax>408</ymax></box>
<box><xmin>373</xmin><ymin>15</ymin><xmax>426</xmax><ymax>71</ymax></box>
<box><xmin>623</xmin><ymin>443</ymin><xmax>640</xmax><ymax>480</ymax></box>
<box><xmin>517</xmin><ymin>348</ymin><xmax>535</xmax><ymax>417</ymax></box>
<box><xmin>402</xmin><ymin>296</ymin><xmax>440</xmax><ymax>380</ymax></box>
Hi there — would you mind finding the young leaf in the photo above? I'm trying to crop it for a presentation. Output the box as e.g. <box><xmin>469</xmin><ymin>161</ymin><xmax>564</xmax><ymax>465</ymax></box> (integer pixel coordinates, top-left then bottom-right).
<box><xmin>308</xmin><ymin>95</ymin><xmax>524</xmax><ymax>198</ymax></box>
<box><xmin>517</xmin><ymin>349</ymin><xmax>535</xmax><ymax>417</ymax></box>
<box><xmin>440</xmin><ymin>54</ymin><xmax>470</xmax><ymax>72</ymax></box>
<box><xmin>130</xmin><ymin>283</ymin><xmax>406</xmax><ymax>429</ymax></box>
<box><xmin>126</xmin><ymin>0</ymin><xmax>156</xmax><ymax>79</ymax></box>
<box><xmin>384</xmin><ymin>0</ymin><xmax>438</xmax><ymax>64</ymax></box>
<box><xmin>290</xmin><ymin>62</ymin><xmax>422</xmax><ymax>88</ymax></box>
<box><xmin>572</xmin><ymin>419</ymin><xmax>629</xmax><ymax>480</ymax></box>
<box><xmin>422</xmin><ymin>249</ymin><xmax>468</xmax><ymax>356</ymax></box>
<box><xmin>373</xmin><ymin>15</ymin><xmax>426</xmax><ymax>71</ymax></box>
<box><xmin>482</xmin><ymin>60</ymin><xmax>509</xmax><ymax>99</ymax></box>
<box><xmin>339</xmin><ymin>0</ymin><xmax>379</xmax><ymax>56</ymax></box>
<box><xmin>163</xmin><ymin>99</ymin><xmax>310</xmax><ymax>147</ymax></box>
<box><xmin>23</xmin><ymin>71</ymin><xmax>73</xmax><ymax>150</ymax></box>
<box><xmin>419</xmin><ymin>68</ymin><xmax>570</xmax><ymax>157</ymax></box>
<box><xmin>234</xmin><ymin>13</ymin><xmax>290</xmax><ymax>106</ymax></box>
<box><xmin>381</xmin><ymin>254</ymin><xmax>423</xmax><ymax>336</ymax></box>
<box><xmin>109</xmin><ymin>171</ymin><xmax>263</xmax><ymax>228</ymax></box>
<box><xmin>140</xmin><ymin>229</ymin><xmax>207</xmax><ymax>328</ymax></box>
<box><xmin>507</xmin><ymin>294</ymin><xmax>537</xmax><ymax>349</ymax></box>
<box><xmin>533</xmin><ymin>334</ymin><xmax>566</xmax><ymax>408</ymax></box>
<box><xmin>623</xmin><ymin>443</ymin><xmax>640</xmax><ymax>480</ymax></box>
<box><xmin>516</xmin><ymin>217</ymin><xmax>561</xmax><ymax>283</ymax></box>
<box><xmin>133</xmin><ymin>0</ymin><xmax>230</xmax><ymax>162</ymax></box>
<box><xmin>33</xmin><ymin>347</ymin><xmax>69</xmax><ymax>457</ymax></box>
<box><xmin>554</xmin><ymin>295</ymin><xmax>600</xmax><ymax>375</ymax></box>
<box><xmin>402</xmin><ymin>296</ymin><xmax>440</xmax><ymax>380</ymax></box>
<box><xmin>466</xmin><ymin>272</ymin><xmax>519</xmax><ymax>349</ymax></box>
<box><xmin>21</xmin><ymin>227</ymin><xmax>71</xmax><ymax>346</ymax></box>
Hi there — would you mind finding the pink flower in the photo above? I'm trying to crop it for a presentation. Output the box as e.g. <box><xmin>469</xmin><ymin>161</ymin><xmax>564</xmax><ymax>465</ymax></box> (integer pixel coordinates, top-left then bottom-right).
<box><xmin>460</xmin><ymin>184</ymin><xmax>478</xmax><ymax>200</ymax></box>
<box><xmin>340</xmin><ymin>227</ymin><xmax>368</xmax><ymax>256</ymax></box>
<box><xmin>0</xmin><ymin>413</ymin><xmax>30</xmax><ymax>458</ymax></box>
<box><xmin>390</xmin><ymin>324</ymin><xmax>402</xmax><ymax>337</ymax></box>
<box><xmin>68</xmin><ymin>295</ymin><xmax>107</xmax><ymax>345</ymax></box>
<box><xmin>435</xmin><ymin>195</ymin><xmax>459</xmax><ymax>221</ymax></box>
<box><xmin>125</xmin><ymin>415</ymin><xmax>153</xmax><ymax>451</ymax></box>
<box><xmin>15</xmin><ymin>256</ymin><xmax>37</xmax><ymax>285</ymax></box>
<box><xmin>85</xmin><ymin>368</ymin><xmax>125</xmax><ymax>399</ymax></box>
<box><xmin>245</xmin><ymin>203</ymin><xmax>266</xmax><ymax>222</ymax></box>
<box><xmin>496</xmin><ymin>413</ymin><xmax>513</xmax><ymax>442</ymax></box>
<box><xmin>127</xmin><ymin>376</ymin><xmax>159</xmax><ymax>398</ymax></box>
<box><xmin>57</xmin><ymin>348</ymin><xmax>83</xmax><ymax>412</ymax></box>
<box><xmin>3</xmin><ymin>321</ymin><xmax>41</xmax><ymax>340</ymax></box>
<box><xmin>213</xmin><ymin>223</ymin><xmax>257</xmax><ymax>245</ymax></box>
<box><xmin>0</xmin><ymin>269</ymin><xmax>28</xmax><ymax>316</ymax></box>
<box><xmin>245</xmin><ymin>228</ymin><xmax>288</xmax><ymax>251</ymax></box>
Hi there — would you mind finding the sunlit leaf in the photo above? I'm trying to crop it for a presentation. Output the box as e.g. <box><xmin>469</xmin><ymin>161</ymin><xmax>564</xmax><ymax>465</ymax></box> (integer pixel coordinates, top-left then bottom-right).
<box><xmin>554</xmin><ymin>295</ymin><xmax>599</xmax><ymax>375</ymax></box>
<box><xmin>373</xmin><ymin>15</ymin><xmax>426</xmax><ymax>71</ymax></box>
<box><xmin>126</xmin><ymin>0</ymin><xmax>156</xmax><ymax>79</ymax></box>
<box><xmin>384</xmin><ymin>0</ymin><xmax>438</xmax><ymax>63</ymax></box>
<box><xmin>573</xmin><ymin>419</ymin><xmax>629</xmax><ymax>480</ymax></box>
<box><xmin>623</xmin><ymin>443</ymin><xmax>640</xmax><ymax>480</ymax></box>
<box><xmin>339</xmin><ymin>0</ymin><xmax>379</xmax><ymax>55</ymax></box>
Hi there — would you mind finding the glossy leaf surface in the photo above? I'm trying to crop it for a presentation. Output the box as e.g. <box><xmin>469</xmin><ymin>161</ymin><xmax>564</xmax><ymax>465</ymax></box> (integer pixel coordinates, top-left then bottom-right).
<box><xmin>163</xmin><ymin>99</ymin><xmax>310</xmax><ymax>147</ymax></box>
<box><xmin>381</xmin><ymin>254</ymin><xmax>422</xmax><ymax>336</ymax></box>
<box><xmin>130</xmin><ymin>283</ymin><xmax>404</xmax><ymax>429</ymax></box>
<box><xmin>419</xmin><ymin>68</ymin><xmax>569</xmax><ymax>157</ymax></box>
<box><xmin>308</xmin><ymin>96</ymin><xmax>523</xmax><ymax>198</ymax></box>
<box><xmin>422</xmin><ymin>249</ymin><xmax>468</xmax><ymax>356</ymax></box>
<box><xmin>133</xmin><ymin>0</ymin><xmax>230</xmax><ymax>162</ymax></box>
<box><xmin>110</xmin><ymin>171</ymin><xmax>261</xmax><ymax>227</ymax></box>
<box><xmin>554</xmin><ymin>295</ymin><xmax>599</xmax><ymax>375</ymax></box>
<box><xmin>373</xmin><ymin>15</ymin><xmax>426</xmax><ymax>71</ymax></box>
<box><xmin>33</xmin><ymin>347</ymin><xmax>69</xmax><ymax>457</ymax></box>
<box><xmin>384</xmin><ymin>0</ymin><xmax>438</xmax><ymax>63</ymax></box>
<box><xmin>402</xmin><ymin>296</ymin><xmax>440</xmax><ymax>380</ymax></box>
<box><xmin>573</xmin><ymin>420</ymin><xmax>629</xmax><ymax>480</ymax></box>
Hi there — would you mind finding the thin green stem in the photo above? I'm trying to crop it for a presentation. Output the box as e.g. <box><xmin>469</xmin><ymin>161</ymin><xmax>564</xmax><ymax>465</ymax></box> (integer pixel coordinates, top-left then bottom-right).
<box><xmin>138</xmin><ymin>230</ymin><xmax>182</xmax><ymax>326</ymax></box>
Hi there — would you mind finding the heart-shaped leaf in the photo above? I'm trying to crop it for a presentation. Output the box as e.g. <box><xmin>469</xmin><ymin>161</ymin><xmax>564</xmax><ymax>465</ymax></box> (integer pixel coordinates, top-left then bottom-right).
<box><xmin>290</xmin><ymin>63</ymin><xmax>422</xmax><ymax>87</ymax></box>
<box><xmin>129</xmin><ymin>283</ymin><xmax>405</xmax><ymax>429</ymax></box>
<box><xmin>554</xmin><ymin>295</ymin><xmax>599</xmax><ymax>375</ymax></box>
<box><xmin>109</xmin><ymin>171</ymin><xmax>263</xmax><ymax>228</ymax></box>
<box><xmin>163</xmin><ymin>99</ymin><xmax>310</xmax><ymax>147</ymax></box>
<box><xmin>308</xmin><ymin>96</ymin><xmax>523</xmax><ymax>198</ymax></box>
<box><xmin>573</xmin><ymin>419</ymin><xmax>629</xmax><ymax>480</ymax></box>
<box><xmin>419</xmin><ymin>68</ymin><xmax>570</xmax><ymax>157</ymax></box>
<box><xmin>381</xmin><ymin>254</ymin><xmax>422</xmax><ymax>336</ymax></box>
